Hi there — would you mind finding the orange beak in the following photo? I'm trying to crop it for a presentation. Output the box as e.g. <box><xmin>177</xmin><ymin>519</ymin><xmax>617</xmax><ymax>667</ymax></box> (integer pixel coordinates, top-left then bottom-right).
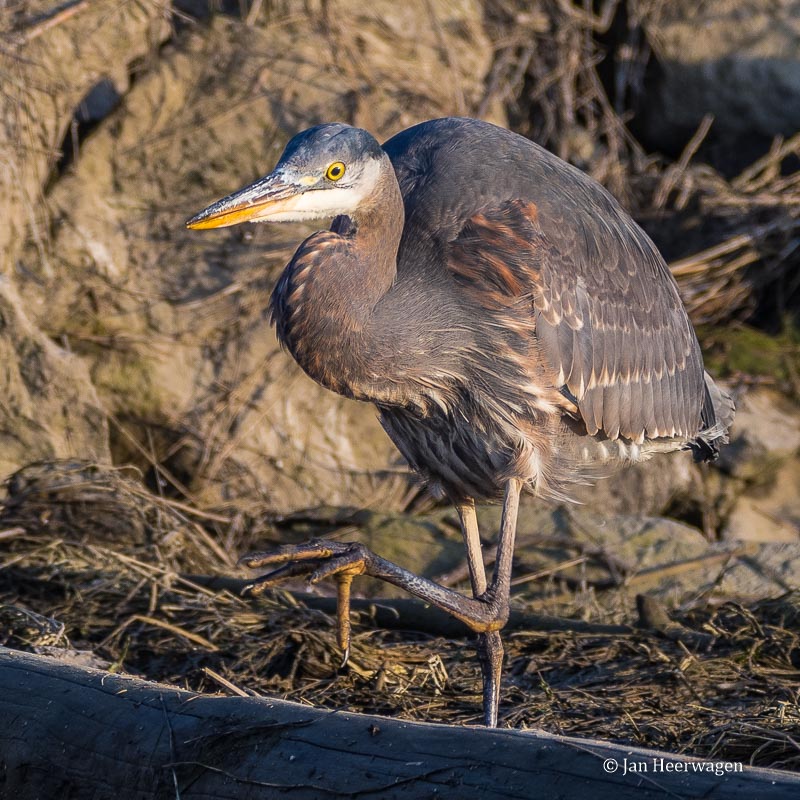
<box><xmin>185</xmin><ymin>172</ymin><xmax>301</xmax><ymax>230</ymax></box>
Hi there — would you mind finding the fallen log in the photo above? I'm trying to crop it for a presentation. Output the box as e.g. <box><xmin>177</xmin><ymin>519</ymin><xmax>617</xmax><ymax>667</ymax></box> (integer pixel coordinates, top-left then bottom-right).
<box><xmin>1</xmin><ymin>647</ymin><xmax>797</xmax><ymax>799</ymax></box>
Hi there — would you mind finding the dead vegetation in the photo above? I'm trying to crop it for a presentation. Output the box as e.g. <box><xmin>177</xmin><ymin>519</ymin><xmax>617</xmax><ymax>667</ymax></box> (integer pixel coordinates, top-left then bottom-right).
<box><xmin>1</xmin><ymin>461</ymin><xmax>799</xmax><ymax>770</ymax></box>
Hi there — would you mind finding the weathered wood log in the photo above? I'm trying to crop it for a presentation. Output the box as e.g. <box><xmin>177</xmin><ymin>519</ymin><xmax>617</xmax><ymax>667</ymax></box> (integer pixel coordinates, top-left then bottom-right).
<box><xmin>1</xmin><ymin>646</ymin><xmax>797</xmax><ymax>799</ymax></box>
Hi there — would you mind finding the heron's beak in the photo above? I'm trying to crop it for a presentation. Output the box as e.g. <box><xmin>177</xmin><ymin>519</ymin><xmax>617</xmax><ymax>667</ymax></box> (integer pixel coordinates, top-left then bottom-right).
<box><xmin>185</xmin><ymin>172</ymin><xmax>304</xmax><ymax>230</ymax></box>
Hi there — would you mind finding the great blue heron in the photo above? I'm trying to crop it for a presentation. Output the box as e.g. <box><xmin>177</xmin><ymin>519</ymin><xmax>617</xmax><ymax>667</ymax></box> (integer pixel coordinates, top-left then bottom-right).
<box><xmin>187</xmin><ymin>117</ymin><xmax>734</xmax><ymax>726</ymax></box>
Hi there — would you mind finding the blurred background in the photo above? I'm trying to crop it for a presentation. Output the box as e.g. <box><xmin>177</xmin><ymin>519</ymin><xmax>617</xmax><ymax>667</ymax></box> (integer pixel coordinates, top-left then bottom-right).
<box><xmin>1</xmin><ymin>0</ymin><xmax>799</xmax><ymax>752</ymax></box>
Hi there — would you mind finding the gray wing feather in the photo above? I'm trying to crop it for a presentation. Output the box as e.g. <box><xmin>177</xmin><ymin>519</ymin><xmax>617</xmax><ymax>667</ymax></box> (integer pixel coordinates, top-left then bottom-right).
<box><xmin>443</xmin><ymin>196</ymin><xmax>705</xmax><ymax>443</ymax></box>
<box><xmin>532</xmin><ymin>211</ymin><xmax>705</xmax><ymax>442</ymax></box>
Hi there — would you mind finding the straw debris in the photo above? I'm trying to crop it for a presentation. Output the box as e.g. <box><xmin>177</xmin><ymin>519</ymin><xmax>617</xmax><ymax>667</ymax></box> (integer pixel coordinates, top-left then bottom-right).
<box><xmin>1</xmin><ymin>461</ymin><xmax>798</xmax><ymax>769</ymax></box>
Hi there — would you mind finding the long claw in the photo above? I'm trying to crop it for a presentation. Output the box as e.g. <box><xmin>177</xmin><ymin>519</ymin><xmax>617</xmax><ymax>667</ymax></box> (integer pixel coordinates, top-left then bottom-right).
<box><xmin>239</xmin><ymin>539</ymin><xmax>340</xmax><ymax>569</ymax></box>
<box><xmin>335</xmin><ymin>572</ymin><xmax>355</xmax><ymax>659</ymax></box>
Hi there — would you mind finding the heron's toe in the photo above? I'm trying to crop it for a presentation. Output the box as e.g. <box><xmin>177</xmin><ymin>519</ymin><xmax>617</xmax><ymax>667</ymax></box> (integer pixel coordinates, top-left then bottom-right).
<box><xmin>308</xmin><ymin>544</ymin><xmax>369</xmax><ymax>584</ymax></box>
<box><xmin>240</xmin><ymin>539</ymin><xmax>371</xmax><ymax>594</ymax></box>
<box><xmin>239</xmin><ymin>538</ymin><xmax>344</xmax><ymax>569</ymax></box>
<box><xmin>242</xmin><ymin>559</ymin><xmax>324</xmax><ymax>595</ymax></box>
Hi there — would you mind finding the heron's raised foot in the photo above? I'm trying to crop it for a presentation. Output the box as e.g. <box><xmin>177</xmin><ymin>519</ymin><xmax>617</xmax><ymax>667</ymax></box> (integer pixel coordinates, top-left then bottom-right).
<box><xmin>241</xmin><ymin>540</ymin><xmax>369</xmax><ymax>660</ymax></box>
<box><xmin>240</xmin><ymin>538</ymin><xmax>510</xmax><ymax>650</ymax></box>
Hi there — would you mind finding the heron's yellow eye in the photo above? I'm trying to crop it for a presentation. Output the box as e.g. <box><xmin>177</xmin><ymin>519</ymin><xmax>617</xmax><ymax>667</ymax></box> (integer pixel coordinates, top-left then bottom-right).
<box><xmin>325</xmin><ymin>162</ymin><xmax>346</xmax><ymax>181</ymax></box>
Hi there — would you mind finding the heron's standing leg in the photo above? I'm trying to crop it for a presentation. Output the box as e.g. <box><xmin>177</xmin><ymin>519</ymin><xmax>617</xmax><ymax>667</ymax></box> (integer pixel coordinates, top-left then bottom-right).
<box><xmin>457</xmin><ymin>480</ymin><xmax>521</xmax><ymax>726</ymax></box>
<box><xmin>490</xmin><ymin>479</ymin><xmax>521</xmax><ymax>609</ymax></box>
<box><xmin>457</xmin><ymin>499</ymin><xmax>501</xmax><ymax>727</ymax></box>
<box><xmin>456</xmin><ymin>499</ymin><xmax>487</xmax><ymax>596</ymax></box>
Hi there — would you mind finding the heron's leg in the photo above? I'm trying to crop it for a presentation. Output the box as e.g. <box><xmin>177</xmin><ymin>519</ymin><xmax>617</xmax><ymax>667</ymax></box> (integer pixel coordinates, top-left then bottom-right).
<box><xmin>489</xmin><ymin>478</ymin><xmax>521</xmax><ymax>609</ymax></box>
<box><xmin>241</xmin><ymin>480</ymin><xmax>522</xmax><ymax>724</ymax></box>
<box><xmin>482</xmin><ymin>478</ymin><xmax>522</xmax><ymax>726</ymax></box>
<box><xmin>457</xmin><ymin>499</ymin><xmax>502</xmax><ymax>727</ymax></box>
<box><xmin>242</xmin><ymin>541</ymin><xmax>507</xmax><ymax>631</ymax></box>
<box><xmin>455</xmin><ymin>499</ymin><xmax>487</xmax><ymax>595</ymax></box>
<box><xmin>243</xmin><ymin>482</ymin><xmax>522</xmax><ymax>631</ymax></box>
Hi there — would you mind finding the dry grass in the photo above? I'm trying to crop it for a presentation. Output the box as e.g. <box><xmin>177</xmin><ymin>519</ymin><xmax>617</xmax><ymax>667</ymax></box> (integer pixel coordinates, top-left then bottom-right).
<box><xmin>653</xmin><ymin>133</ymin><xmax>800</xmax><ymax>326</ymax></box>
<box><xmin>1</xmin><ymin>461</ymin><xmax>799</xmax><ymax>771</ymax></box>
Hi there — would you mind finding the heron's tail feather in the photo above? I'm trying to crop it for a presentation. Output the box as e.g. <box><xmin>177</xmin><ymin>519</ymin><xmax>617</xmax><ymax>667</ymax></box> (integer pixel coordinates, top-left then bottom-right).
<box><xmin>690</xmin><ymin>372</ymin><xmax>735</xmax><ymax>462</ymax></box>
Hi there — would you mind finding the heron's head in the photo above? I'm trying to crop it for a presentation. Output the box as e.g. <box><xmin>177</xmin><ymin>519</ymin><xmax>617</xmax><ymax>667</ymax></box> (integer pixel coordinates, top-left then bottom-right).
<box><xmin>186</xmin><ymin>124</ymin><xmax>387</xmax><ymax>230</ymax></box>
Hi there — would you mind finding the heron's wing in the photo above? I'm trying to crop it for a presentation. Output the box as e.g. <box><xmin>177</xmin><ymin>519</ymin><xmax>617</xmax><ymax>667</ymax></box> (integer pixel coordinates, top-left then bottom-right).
<box><xmin>446</xmin><ymin>199</ymin><xmax>704</xmax><ymax>443</ymax></box>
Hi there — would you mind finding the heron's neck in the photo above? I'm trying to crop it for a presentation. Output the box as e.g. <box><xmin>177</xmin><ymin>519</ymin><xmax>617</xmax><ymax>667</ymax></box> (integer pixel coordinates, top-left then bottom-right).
<box><xmin>273</xmin><ymin>162</ymin><xmax>406</xmax><ymax>400</ymax></box>
<box><xmin>343</xmin><ymin>165</ymin><xmax>405</xmax><ymax>308</ymax></box>
<box><xmin>315</xmin><ymin>164</ymin><xmax>405</xmax><ymax>330</ymax></box>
